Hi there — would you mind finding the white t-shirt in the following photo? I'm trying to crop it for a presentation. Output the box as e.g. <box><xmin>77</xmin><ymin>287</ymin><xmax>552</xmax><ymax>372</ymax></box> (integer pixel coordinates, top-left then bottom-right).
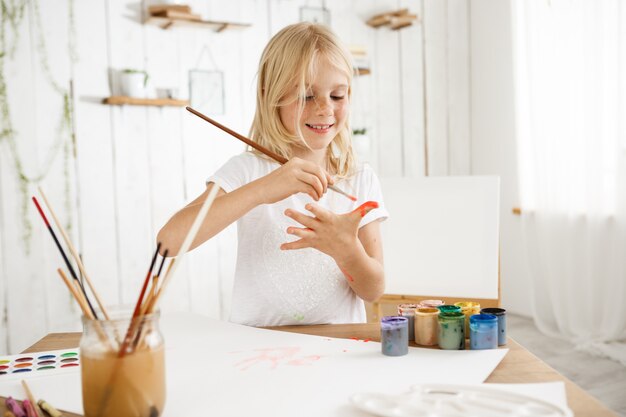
<box><xmin>207</xmin><ymin>152</ymin><xmax>389</xmax><ymax>327</ymax></box>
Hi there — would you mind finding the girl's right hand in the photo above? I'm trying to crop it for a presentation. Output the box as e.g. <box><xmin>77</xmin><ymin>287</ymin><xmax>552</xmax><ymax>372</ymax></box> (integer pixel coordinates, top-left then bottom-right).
<box><xmin>257</xmin><ymin>157</ymin><xmax>334</xmax><ymax>204</ymax></box>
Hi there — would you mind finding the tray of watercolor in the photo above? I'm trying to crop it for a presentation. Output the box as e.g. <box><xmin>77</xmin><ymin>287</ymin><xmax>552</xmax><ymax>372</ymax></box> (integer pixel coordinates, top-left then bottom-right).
<box><xmin>0</xmin><ymin>348</ymin><xmax>81</xmax><ymax>379</ymax></box>
<box><xmin>350</xmin><ymin>383</ymin><xmax>573</xmax><ymax>417</ymax></box>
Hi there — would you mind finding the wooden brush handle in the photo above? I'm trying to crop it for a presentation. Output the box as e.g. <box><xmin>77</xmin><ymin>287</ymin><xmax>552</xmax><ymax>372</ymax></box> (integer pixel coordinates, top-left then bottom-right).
<box><xmin>186</xmin><ymin>106</ymin><xmax>288</xmax><ymax>164</ymax></box>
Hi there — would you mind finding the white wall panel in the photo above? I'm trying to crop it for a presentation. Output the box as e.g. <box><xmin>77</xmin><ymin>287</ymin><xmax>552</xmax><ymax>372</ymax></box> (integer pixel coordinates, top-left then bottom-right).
<box><xmin>2</xmin><ymin>2</ymin><xmax>52</xmax><ymax>353</ymax></box>
<box><xmin>72</xmin><ymin>0</ymin><xmax>120</xmax><ymax>312</ymax></box>
<box><xmin>423</xmin><ymin>0</ymin><xmax>449</xmax><ymax>175</ymax></box>
<box><xmin>32</xmin><ymin>0</ymin><xmax>81</xmax><ymax>337</ymax></box>
<box><xmin>372</xmin><ymin>0</ymin><xmax>405</xmax><ymax>177</ymax></box>
<box><xmin>0</xmin><ymin>160</ymin><xmax>7</xmax><ymax>353</ymax></box>
<box><xmin>447</xmin><ymin>0</ymin><xmax>471</xmax><ymax>174</ymax></box>
<box><xmin>400</xmin><ymin>0</ymin><xmax>426</xmax><ymax>177</ymax></box>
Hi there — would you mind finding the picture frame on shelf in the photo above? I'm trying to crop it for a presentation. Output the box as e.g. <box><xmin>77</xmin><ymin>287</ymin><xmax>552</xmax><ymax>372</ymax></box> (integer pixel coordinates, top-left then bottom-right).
<box><xmin>189</xmin><ymin>69</ymin><xmax>224</xmax><ymax>115</ymax></box>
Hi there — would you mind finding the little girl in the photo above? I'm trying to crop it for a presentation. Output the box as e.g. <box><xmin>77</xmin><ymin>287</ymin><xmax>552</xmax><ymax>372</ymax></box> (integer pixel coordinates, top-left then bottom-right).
<box><xmin>158</xmin><ymin>22</ymin><xmax>388</xmax><ymax>326</ymax></box>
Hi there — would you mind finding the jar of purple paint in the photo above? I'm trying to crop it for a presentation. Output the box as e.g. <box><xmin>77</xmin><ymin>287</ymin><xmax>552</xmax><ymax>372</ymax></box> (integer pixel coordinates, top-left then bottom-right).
<box><xmin>380</xmin><ymin>316</ymin><xmax>409</xmax><ymax>356</ymax></box>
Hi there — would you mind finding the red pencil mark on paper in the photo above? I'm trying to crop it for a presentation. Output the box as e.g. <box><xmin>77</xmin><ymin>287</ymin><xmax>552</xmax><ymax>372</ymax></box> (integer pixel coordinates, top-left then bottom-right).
<box><xmin>232</xmin><ymin>347</ymin><xmax>321</xmax><ymax>371</ymax></box>
<box><xmin>351</xmin><ymin>201</ymin><xmax>379</xmax><ymax>218</ymax></box>
<box><xmin>349</xmin><ymin>337</ymin><xmax>371</xmax><ymax>343</ymax></box>
<box><xmin>287</xmin><ymin>356</ymin><xmax>322</xmax><ymax>366</ymax></box>
<box><xmin>350</xmin><ymin>336</ymin><xmax>372</xmax><ymax>343</ymax></box>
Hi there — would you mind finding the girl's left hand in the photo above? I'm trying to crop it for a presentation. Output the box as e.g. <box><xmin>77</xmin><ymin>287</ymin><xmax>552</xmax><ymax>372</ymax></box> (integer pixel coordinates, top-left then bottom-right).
<box><xmin>280</xmin><ymin>202</ymin><xmax>378</xmax><ymax>261</ymax></box>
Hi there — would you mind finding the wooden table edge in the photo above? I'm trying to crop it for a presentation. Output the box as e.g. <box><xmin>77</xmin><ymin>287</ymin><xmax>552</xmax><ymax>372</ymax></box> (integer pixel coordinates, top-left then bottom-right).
<box><xmin>9</xmin><ymin>323</ymin><xmax>620</xmax><ymax>417</ymax></box>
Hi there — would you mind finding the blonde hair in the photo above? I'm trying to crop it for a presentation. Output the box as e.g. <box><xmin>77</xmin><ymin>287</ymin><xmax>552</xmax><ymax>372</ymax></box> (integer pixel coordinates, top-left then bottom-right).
<box><xmin>250</xmin><ymin>22</ymin><xmax>356</xmax><ymax>178</ymax></box>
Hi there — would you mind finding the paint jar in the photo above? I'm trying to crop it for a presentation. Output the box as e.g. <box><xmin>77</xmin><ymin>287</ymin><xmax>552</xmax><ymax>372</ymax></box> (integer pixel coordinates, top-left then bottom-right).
<box><xmin>414</xmin><ymin>308</ymin><xmax>439</xmax><ymax>346</ymax></box>
<box><xmin>380</xmin><ymin>316</ymin><xmax>409</xmax><ymax>356</ymax></box>
<box><xmin>397</xmin><ymin>304</ymin><xmax>419</xmax><ymax>342</ymax></box>
<box><xmin>418</xmin><ymin>299</ymin><xmax>444</xmax><ymax>309</ymax></box>
<box><xmin>80</xmin><ymin>311</ymin><xmax>166</xmax><ymax>417</ymax></box>
<box><xmin>437</xmin><ymin>305</ymin><xmax>461</xmax><ymax>314</ymax></box>
<box><xmin>469</xmin><ymin>314</ymin><xmax>498</xmax><ymax>350</ymax></box>
<box><xmin>454</xmin><ymin>301</ymin><xmax>481</xmax><ymax>337</ymax></box>
<box><xmin>438</xmin><ymin>311</ymin><xmax>465</xmax><ymax>350</ymax></box>
<box><xmin>481</xmin><ymin>307</ymin><xmax>507</xmax><ymax>345</ymax></box>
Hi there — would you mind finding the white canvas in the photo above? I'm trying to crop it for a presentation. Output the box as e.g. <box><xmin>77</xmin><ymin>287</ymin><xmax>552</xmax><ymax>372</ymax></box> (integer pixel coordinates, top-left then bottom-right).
<box><xmin>380</xmin><ymin>176</ymin><xmax>500</xmax><ymax>299</ymax></box>
<box><xmin>0</xmin><ymin>313</ymin><xmax>508</xmax><ymax>416</ymax></box>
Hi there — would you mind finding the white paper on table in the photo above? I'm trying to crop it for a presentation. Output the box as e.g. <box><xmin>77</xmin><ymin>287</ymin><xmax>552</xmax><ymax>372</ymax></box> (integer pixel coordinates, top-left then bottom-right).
<box><xmin>0</xmin><ymin>372</ymin><xmax>80</xmax><ymax>411</ymax></box>
<box><xmin>163</xmin><ymin>313</ymin><xmax>508</xmax><ymax>417</ymax></box>
<box><xmin>484</xmin><ymin>382</ymin><xmax>569</xmax><ymax>411</ymax></box>
<box><xmin>0</xmin><ymin>313</ymin><xmax>509</xmax><ymax>416</ymax></box>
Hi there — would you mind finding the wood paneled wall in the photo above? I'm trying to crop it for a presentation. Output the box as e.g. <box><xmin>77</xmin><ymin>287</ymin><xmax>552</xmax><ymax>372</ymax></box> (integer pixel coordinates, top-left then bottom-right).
<box><xmin>0</xmin><ymin>0</ymin><xmax>470</xmax><ymax>353</ymax></box>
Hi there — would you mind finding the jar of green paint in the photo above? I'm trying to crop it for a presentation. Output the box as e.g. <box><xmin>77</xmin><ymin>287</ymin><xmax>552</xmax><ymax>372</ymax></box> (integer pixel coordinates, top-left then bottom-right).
<box><xmin>438</xmin><ymin>311</ymin><xmax>465</xmax><ymax>350</ymax></box>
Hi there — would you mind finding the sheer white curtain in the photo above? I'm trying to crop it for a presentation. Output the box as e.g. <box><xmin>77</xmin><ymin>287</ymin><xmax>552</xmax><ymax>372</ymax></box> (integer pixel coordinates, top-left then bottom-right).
<box><xmin>512</xmin><ymin>0</ymin><xmax>626</xmax><ymax>364</ymax></box>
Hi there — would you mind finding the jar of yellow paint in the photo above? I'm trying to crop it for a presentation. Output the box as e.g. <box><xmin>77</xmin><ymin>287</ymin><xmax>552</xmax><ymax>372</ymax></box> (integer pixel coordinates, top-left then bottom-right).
<box><xmin>454</xmin><ymin>301</ymin><xmax>481</xmax><ymax>337</ymax></box>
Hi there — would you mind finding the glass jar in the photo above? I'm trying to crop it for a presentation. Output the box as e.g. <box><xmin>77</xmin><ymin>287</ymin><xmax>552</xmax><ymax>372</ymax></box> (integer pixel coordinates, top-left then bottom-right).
<box><xmin>397</xmin><ymin>304</ymin><xmax>419</xmax><ymax>342</ymax></box>
<box><xmin>380</xmin><ymin>316</ymin><xmax>409</xmax><ymax>356</ymax></box>
<box><xmin>481</xmin><ymin>307</ymin><xmax>507</xmax><ymax>345</ymax></box>
<box><xmin>80</xmin><ymin>311</ymin><xmax>166</xmax><ymax>417</ymax></box>
<box><xmin>454</xmin><ymin>301</ymin><xmax>481</xmax><ymax>337</ymax></box>
<box><xmin>469</xmin><ymin>314</ymin><xmax>498</xmax><ymax>350</ymax></box>
<box><xmin>414</xmin><ymin>308</ymin><xmax>439</xmax><ymax>346</ymax></box>
<box><xmin>438</xmin><ymin>311</ymin><xmax>465</xmax><ymax>350</ymax></box>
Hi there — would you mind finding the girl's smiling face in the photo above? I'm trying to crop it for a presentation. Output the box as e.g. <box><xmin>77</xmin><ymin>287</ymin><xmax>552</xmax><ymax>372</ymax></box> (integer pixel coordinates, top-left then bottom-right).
<box><xmin>279</xmin><ymin>56</ymin><xmax>350</xmax><ymax>157</ymax></box>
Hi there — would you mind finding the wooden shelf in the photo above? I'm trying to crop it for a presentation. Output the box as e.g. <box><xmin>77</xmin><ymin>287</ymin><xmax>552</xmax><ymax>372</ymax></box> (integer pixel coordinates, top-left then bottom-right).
<box><xmin>366</xmin><ymin>8</ymin><xmax>419</xmax><ymax>30</ymax></box>
<box><xmin>145</xmin><ymin>16</ymin><xmax>251</xmax><ymax>31</ymax></box>
<box><xmin>102</xmin><ymin>96</ymin><xmax>189</xmax><ymax>107</ymax></box>
<box><xmin>355</xmin><ymin>68</ymin><xmax>371</xmax><ymax>76</ymax></box>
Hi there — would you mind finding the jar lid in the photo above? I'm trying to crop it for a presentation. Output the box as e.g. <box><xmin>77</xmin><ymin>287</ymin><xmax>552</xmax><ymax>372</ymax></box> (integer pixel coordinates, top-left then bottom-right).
<box><xmin>481</xmin><ymin>307</ymin><xmax>506</xmax><ymax>316</ymax></box>
<box><xmin>454</xmin><ymin>301</ymin><xmax>481</xmax><ymax>309</ymax></box>
<box><xmin>470</xmin><ymin>313</ymin><xmax>497</xmax><ymax>324</ymax></box>
<box><xmin>416</xmin><ymin>308</ymin><xmax>439</xmax><ymax>315</ymax></box>
<box><xmin>437</xmin><ymin>305</ymin><xmax>461</xmax><ymax>313</ymax></box>
<box><xmin>439</xmin><ymin>311</ymin><xmax>464</xmax><ymax>319</ymax></box>
<box><xmin>381</xmin><ymin>316</ymin><xmax>409</xmax><ymax>327</ymax></box>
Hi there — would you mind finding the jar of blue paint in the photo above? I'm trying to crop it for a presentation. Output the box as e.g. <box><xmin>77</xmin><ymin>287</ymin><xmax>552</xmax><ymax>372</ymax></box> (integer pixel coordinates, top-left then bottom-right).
<box><xmin>397</xmin><ymin>304</ymin><xmax>419</xmax><ymax>342</ymax></box>
<box><xmin>469</xmin><ymin>314</ymin><xmax>498</xmax><ymax>350</ymax></box>
<box><xmin>380</xmin><ymin>316</ymin><xmax>409</xmax><ymax>356</ymax></box>
<box><xmin>438</xmin><ymin>311</ymin><xmax>465</xmax><ymax>350</ymax></box>
<box><xmin>480</xmin><ymin>307</ymin><xmax>507</xmax><ymax>345</ymax></box>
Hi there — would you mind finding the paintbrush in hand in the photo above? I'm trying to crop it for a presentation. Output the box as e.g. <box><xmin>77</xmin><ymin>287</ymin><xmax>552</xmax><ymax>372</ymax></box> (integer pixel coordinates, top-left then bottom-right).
<box><xmin>185</xmin><ymin>106</ymin><xmax>357</xmax><ymax>202</ymax></box>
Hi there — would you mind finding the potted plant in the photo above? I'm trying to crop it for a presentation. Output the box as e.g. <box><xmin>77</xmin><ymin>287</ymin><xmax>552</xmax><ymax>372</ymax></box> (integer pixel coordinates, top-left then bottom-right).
<box><xmin>120</xmin><ymin>69</ymin><xmax>149</xmax><ymax>98</ymax></box>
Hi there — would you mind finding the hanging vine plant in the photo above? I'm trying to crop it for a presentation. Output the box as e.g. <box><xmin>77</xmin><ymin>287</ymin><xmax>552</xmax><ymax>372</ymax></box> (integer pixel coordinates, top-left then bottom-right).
<box><xmin>0</xmin><ymin>0</ymin><xmax>77</xmax><ymax>252</ymax></box>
